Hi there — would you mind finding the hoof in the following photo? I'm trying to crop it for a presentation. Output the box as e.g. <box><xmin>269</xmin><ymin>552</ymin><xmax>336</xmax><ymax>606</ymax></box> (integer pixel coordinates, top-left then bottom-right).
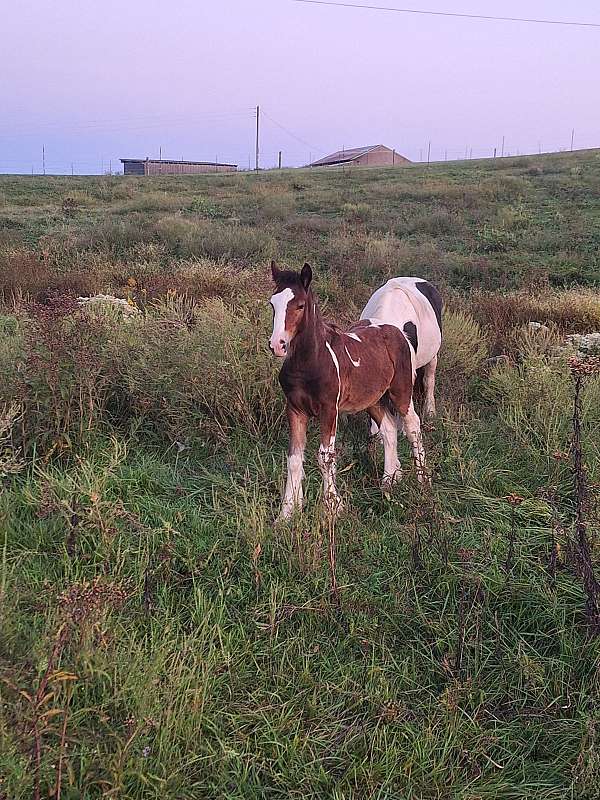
<box><xmin>416</xmin><ymin>470</ymin><xmax>432</xmax><ymax>487</ymax></box>
<box><xmin>381</xmin><ymin>469</ymin><xmax>403</xmax><ymax>490</ymax></box>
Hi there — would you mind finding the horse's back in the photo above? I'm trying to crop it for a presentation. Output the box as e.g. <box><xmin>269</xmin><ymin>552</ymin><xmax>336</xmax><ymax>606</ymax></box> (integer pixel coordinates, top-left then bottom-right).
<box><xmin>360</xmin><ymin>277</ymin><xmax>442</xmax><ymax>368</ymax></box>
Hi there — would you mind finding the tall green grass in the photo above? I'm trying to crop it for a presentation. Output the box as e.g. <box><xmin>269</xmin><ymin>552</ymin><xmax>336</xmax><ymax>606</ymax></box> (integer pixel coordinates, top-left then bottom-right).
<box><xmin>1</xmin><ymin>152</ymin><xmax>599</xmax><ymax>799</ymax></box>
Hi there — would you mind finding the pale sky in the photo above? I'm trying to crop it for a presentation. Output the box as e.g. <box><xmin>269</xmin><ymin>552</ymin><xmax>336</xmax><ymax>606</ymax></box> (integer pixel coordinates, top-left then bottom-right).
<box><xmin>1</xmin><ymin>0</ymin><xmax>599</xmax><ymax>173</ymax></box>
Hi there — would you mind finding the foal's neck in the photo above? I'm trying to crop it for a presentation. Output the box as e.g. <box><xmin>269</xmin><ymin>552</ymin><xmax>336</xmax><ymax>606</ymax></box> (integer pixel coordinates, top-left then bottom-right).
<box><xmin>290</xmin><ymin>291</ymin><xmax>328</xmax><ymax>359</ymax></box>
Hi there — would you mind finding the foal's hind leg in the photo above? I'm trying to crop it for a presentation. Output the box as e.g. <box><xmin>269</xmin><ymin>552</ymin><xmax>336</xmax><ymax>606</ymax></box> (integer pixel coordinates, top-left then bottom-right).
<box><xmin>367</xmin><ymin>403</ymin><xmax>402</xmax><ymax>487</ymax></box>
<box><xmin>423</xmin><ymin>355</ymin><xmax>438</xmax><ymax>418</ymax></box>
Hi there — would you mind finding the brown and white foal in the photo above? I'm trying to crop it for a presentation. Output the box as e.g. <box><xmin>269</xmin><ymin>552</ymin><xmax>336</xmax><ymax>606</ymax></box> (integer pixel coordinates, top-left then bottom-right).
<box><xmin>269</xmin><ymin>261</ymin><xmax>427</xmax><ymax>519</ymax></box>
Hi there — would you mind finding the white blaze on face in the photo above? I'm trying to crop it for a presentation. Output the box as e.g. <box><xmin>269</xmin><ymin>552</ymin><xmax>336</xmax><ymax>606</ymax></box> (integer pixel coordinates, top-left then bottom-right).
<box><xmin>269</xmin><ymin>288</ymin><xmax>294</xmax><ymax>357</ymax></box>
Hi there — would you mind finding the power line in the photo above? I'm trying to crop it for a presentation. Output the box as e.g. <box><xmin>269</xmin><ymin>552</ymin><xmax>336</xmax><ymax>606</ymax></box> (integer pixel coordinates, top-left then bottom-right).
<box><xmin>0</xmin><ymin>110</ymin><xmax>256</xmax><ymax>138</ymax></box>
<box><xmin>262</xmin><ymin>110</ymin><xmax>323</xmax><ymax>152</ymax></box>
<box><xmin>292</xmin><ymin>0</ymin><xmax>600</xmax><ymax>29</ymax></box>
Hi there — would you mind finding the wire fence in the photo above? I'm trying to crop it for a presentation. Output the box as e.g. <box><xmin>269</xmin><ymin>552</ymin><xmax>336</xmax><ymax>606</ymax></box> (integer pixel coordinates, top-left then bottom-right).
<box><xmin>0</xmin><ymin>103</ymin><xmax>596</xmax><ymax>175</ymax></box>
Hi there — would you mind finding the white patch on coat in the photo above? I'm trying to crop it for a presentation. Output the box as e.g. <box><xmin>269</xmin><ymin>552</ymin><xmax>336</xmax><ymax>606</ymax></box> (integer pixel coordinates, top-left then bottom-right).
<box><xmin>345</xmin><ymin>332</ymin><xmax>361</xmax><ymax>342</ymax></box>
<box><xmin>344</xmin><ymin>345</ymin><xmax>360</xmax><ymax>367</ymax></box>
<box><xmin>318</xmin><ymin>442</ymin><xmax>340</xmax><ymax>509</ymax></box>
<box><xmin>269</xmin><ymin>287</ymin><xmax>294</xmax><ymax>355</ymax></box>
<box><xmin>360</xmin><ymin>277</ymin><xmax>441</xmax><ymax>369</ymax></box>
<box><xmin>325</xmin><ymin>341</ymin><xmax>341</xmax><ymax>436</ymax></box>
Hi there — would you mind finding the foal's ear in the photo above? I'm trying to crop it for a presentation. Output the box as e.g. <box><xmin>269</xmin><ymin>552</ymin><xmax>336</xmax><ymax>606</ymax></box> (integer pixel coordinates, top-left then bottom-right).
<box><xmin>300</xmin><ymin>262</ymin><xmax>313</xmax><ymax>290</ymax></box>
<box><xmin>271</xmin><ymin>260</ymin><xmax>281</xmax><ymax>281</ymax></box>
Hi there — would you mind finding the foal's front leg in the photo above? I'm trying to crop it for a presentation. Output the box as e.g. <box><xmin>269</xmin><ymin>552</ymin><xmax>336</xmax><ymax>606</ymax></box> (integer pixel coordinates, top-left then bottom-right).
<box><xmin>279</xmin><ymin>405</ymin><xmax>308</xmax><ymax>520</ymax></box>
<box><xmin>317</xmin><ymin>409</ymin><xmax>343</xmax><ymax>516</ymax></box>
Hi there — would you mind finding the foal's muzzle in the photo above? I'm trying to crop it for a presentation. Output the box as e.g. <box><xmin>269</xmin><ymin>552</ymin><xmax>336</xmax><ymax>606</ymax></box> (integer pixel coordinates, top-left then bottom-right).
<box><xmin>269</xmin><ymin>338</ymin><xmax>288</xmax><ymax>358</ymax></box>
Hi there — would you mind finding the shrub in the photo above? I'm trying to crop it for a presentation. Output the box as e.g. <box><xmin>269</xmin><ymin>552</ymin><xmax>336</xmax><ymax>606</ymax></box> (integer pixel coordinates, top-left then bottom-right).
<box><xmin>465</xmin><ymin>288</ymin><xmax>600</xmax><ymax>352</ymax></box>
<box><xmin>75</xmin><ymin>215</ymin><xmax>154</xmax><ymax>254</ymax></box>
<box><xmin>481</xmin><ymin>175</ymin><xmax>528</xmax><ymax>201</ymax></box>
<box><xmin>364</xmin><ymin>234</ymin><xmax>399</xmax><ymax>272</ymax></box>
<box><xmin>0</xmin><ymin>293</ymin><xmax>286</xmax><ymax>453</ymax></box>
<box><xmin>188</xmin><ymin>196</ymin><xmax>223</xmax><ymax>218</ymax></box>
<box><xmin>115</xmin><ymin>191</ymin><xmax>184</xmax><ymax>214</ymax></box>
<box><xmin>259</xmin><ymin>192</ymin><xmax>295</xmax><ymax>222</ymax></box>
<box><xmin>14</xmin><ymin>299</ymin><xmax>120</xmax><ymax>450</ymax></box>
<box><xmin>286</xmin><ymin>214</ymin><xmax>333</xmax><ymax>236</ymax></box>
<box><xmin>437</xmin><ymin>310</ymin><xmax>489</xmax><ymax>399</ymax></box>
<box><xmin>125</xmin><ymin>260</ymin><xmax>269</xmax><ymax>304</ymax></box>
<box><xmin>112</xmin><ymin>296</ymin><xmax>283</xmax><ymax>442</ymax></box>
<box><xmin>342</xmin><ymin>202</ymin><xmax>371</xmax><ymax>224</ymax></box>
<box><xmin>0</xmin><ymin>250</ymin><xmax>102</xmax><ymax>302</ymax></box>
<box><xmin>476</xmin><ymin>224</ymin><xmax>518</xmax><ymax>253</ymax></box>
<box><xmin>153</xmin><ymin>216</ymin><xmax>276</xmax><ymax>260</ymax></box>
<box><xmin>406</xmin><ymin>210</ymin><xmax>464</xmax><ymax>236</ymax></box>
<box><xmin>486</xmin><ymin>329</ymin><xmax>600</xmax><ymax>458</ymax></box>
<box><xmin>0</xmin><ymin>314</ymin><xmax>24</xmax><ymax>403</ymax></box>
<box><xmin>60</xmin><ymin>190</ymin><xmax>94</xmax><ymax>211</ymax></box>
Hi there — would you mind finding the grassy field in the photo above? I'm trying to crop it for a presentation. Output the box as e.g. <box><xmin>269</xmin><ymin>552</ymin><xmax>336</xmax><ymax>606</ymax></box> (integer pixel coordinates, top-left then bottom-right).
<box><xmin>1</xmin><ymin>151</ymin><xmax>600</xmax><ymax>799</ymax></box>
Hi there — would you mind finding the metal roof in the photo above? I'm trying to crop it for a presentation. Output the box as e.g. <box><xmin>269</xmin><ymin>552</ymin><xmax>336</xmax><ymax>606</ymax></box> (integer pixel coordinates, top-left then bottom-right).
<box><xmin>120</xmin><ymin>158</ymin><xmax>237</xmax><ymax>167</ymax></box>
<box><xmin>310</xmin><ymin>145</ymin><xmax>385</xmax><ymax>167</ymax></box>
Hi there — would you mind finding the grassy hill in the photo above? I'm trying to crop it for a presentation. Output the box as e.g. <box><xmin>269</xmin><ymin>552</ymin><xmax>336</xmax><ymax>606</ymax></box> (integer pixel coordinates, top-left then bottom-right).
<box><xmin>1</xmin><ymin>151</ymin><xmax>600</xmax><ymax>799</ymax></box>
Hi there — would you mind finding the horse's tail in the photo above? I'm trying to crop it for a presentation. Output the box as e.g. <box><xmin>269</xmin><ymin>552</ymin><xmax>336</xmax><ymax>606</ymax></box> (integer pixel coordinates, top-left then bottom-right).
<box><xmin>413</xmin><ymin>366</ymin><xmax>425</xmax><ymax>399</ymax></box>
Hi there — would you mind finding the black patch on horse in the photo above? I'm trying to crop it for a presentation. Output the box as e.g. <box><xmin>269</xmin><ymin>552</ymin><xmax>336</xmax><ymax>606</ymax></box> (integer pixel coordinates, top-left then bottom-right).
<box><xmin>403</xmin><ymin>321</ymin><xmax>418</xmax><ymax>353</ymax></box>
<box><xmin>415</xmin><ymin>281</ymin><xmax>443</xmax><ymax>333</ymax></box>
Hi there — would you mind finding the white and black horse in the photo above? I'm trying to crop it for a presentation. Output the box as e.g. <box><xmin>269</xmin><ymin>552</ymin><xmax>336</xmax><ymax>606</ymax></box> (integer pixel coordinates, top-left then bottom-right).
<box><xmin>361</xmin><ymin>276</ymin><xmax>443</xmax><ymax>420</ymax></box>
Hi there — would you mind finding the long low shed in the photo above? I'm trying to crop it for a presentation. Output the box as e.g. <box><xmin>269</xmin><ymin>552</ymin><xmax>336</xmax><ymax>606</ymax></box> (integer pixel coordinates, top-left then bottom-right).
<box><xmin>121</xmin><ymin>158</ymin><xmax>238</xmax><ymax>175</ymax></box>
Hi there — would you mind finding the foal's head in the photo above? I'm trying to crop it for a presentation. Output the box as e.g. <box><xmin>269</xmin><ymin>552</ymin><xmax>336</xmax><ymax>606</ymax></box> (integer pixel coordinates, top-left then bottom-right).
<box><xmin>269</xmin><ymin>260</ymin><xmax>313</xmax><ymax>357</ymax></box>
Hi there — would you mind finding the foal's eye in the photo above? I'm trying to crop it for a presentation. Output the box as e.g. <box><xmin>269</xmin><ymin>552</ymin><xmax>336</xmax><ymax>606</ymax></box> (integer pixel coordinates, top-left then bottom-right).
<box><xmin>297</xmin><ymin>304</ymin><xmax>305</xmax><ymax>310</ymax></box>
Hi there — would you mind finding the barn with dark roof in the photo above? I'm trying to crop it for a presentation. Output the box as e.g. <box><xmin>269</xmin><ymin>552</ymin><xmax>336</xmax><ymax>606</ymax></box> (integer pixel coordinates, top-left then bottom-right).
<box><xmin>309</xmin><ymin>144</ymin><xmax>410</xmax><ymax>168</ymax></box>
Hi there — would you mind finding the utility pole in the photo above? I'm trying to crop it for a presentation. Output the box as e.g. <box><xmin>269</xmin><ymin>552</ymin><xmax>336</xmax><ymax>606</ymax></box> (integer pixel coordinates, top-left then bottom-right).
<box><xmin>444</xmin><ymin>149</ymin><xmax>447</xmax><ymax>161</ymax></box>
<box><xmin>255</xmin><ymin>105</ymin><xmax>260</xmax><ymax>171</ymax></box>
<box><xmin>71</xmin><ymin>162</ymin><xmax>74</xmax><ymax>176</ymax></box>
<box><xmin>42</xmin><ymin>145</ymin><xmax>46</xmax><ymax>175</ymax></box>
<box><xmin>109</xmin><ymin>159</ymin><xmax>112</xmax><ymax>174</ymax></box>
<box><xmin>469</xmin><ymin>148</ymin><xmax>473</xmax><ymax>160</ymax></box>
<box><xmin>159</xmin><ymin>146</ymin><xmax>162</xmax><ymax>161</ymax></box>
<box><xmin>278</xmin><ymin>151</ymin><xmax>282</xmax><ymax>169</ymax></box>
<box><xmin>501</xmin><ymin>136</ymin><xmax>505</xmax><ymax>157</ymax></box>
<box><xmin>427</xmin><ymin>141</ymin><xmax>431</xmax><ymax>164</ymax></box>
<box><xmin>571</xmin><ymin>128</ymin><xmax>575</xmax><ymax>151</ymax></box>
<box><xmin>493</xmin><ymin>147</ymin><xmax>497</xmax><ymax>159</ymax></box>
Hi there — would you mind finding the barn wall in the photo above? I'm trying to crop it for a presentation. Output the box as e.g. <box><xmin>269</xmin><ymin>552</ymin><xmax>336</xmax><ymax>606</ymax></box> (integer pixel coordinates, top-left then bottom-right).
<box><xmin>355</xmin><ymin>147</ymin><xmax>410</xmax><ymax>167</ymax></box>
<box><xmin>122</xmin><ymin>161</ymin><xmax>145</xmax><ymax>175</ymax></box>
<box><xmin>145</xmin><ymin>162</ymin><xmax>236</xmax><ymax>175</ymax></box>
